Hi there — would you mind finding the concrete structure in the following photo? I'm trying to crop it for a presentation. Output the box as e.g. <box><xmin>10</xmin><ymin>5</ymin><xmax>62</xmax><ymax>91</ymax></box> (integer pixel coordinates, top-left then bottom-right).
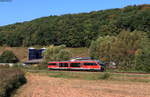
<box><xmin>28</xmin><ymin>47</ymin><xmax>46</xmax><ymax>60</ymax></box>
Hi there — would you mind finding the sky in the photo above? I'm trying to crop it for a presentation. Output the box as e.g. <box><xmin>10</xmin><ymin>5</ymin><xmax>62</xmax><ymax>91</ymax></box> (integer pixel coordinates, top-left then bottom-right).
<box><xmin>0</xmin><ymin>0</ymin><xmax>149</xmax><ymax>26</ymax></box>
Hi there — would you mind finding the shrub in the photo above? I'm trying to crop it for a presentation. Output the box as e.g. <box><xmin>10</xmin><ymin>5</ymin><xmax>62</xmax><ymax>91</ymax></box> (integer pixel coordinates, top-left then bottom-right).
<box><xmin>43</xmin><ymin>45</ymin><xmax>72</xmax><ymax>62</ymax></box>
<box><xmin>135</xmin><ymin>49</ymin><xmax>150</xmax><ymax>72</ymax></box>
<box><xmin>0</xmin><ymin>50</ymin><xmax>19</xmax><ymax>63</ymax></box>
<box><xmin>0</xmin><ymin>68</ymin><xmax>26</xmax><ymax>97</ymax></box>
<box><xmin>56</xmin><ymin>49</ymin><xmax>72</xmax><ymax>61</ymax></box>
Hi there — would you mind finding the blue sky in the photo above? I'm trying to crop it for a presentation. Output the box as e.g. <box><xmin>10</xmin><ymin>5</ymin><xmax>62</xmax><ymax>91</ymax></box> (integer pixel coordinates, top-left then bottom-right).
<box><xmin>0</xmin><ymin>0</ymin><xmax>149</xmax><ymax>26</ymax></box>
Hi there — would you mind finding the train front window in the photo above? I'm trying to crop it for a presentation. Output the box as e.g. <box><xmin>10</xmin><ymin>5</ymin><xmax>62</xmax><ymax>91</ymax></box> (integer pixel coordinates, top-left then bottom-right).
<box><xmin>59</xmin><ymin>63</ymin><xmax>68</xmax><ymax>67</ymax></box>
<box><xmin>83</xmin><ymin>63</ymin><xmax>97</xmax><ymax>66</ymax></box>
<box><xmin>48</xmin><ymin>63</ymin><xmax>57</xmax><ymax>65</ymax></box>
<box><xmin>70</xmin><ymin>63</ymin><xmax>80</xmax><ymax>67</ymax></box>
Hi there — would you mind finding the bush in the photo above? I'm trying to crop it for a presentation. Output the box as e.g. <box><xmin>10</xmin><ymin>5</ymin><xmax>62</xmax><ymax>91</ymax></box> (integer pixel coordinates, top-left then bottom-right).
<box><xmin>56</xmin><ymin>49</ymin><xmax>72</xmax><ymax>61</ymax></box>
<box><xmin>0</xmin><ymin>68</ymin><xmax>26</xmax><ymax>97</ymax></box>
<box><xmin>135</xmin><ymin>49</ymin><xmax>150</xmax><ymax>72</ymax></box>
<box><xmin>0</xmin><ymin>50</ymin><xmax>19</xmax><ymax>63</ymax></box>
<box><xmin>43</xmin><ymin>45</ymin><xmax>72</xmax><ymax>62</ymax></box>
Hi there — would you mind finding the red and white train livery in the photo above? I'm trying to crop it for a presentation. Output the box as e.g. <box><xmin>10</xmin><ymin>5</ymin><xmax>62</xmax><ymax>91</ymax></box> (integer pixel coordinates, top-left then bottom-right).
<box><xmin>48</xmin><ymin>60</ymin><xmax>105</xmax><ymax>71</ymax></box>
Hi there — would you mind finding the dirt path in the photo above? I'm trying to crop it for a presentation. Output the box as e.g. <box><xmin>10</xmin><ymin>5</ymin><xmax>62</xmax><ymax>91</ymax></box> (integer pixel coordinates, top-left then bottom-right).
<box><xmin>13</xmin><ymin>73</ymin><xmax>150</xmax><ymax>97</ymax></box>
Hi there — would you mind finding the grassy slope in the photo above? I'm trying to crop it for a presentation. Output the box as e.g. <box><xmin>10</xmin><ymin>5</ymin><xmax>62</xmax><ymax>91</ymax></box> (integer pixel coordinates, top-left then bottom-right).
<box><xmin>66</xmin><ymin>48</ymin><xmax>89</xmax><ymax>57</ymax></box>
<box><xmin>0</xmin><ymin>47</ymin><xmax>28</xmax><ymax>62</ymax></box>
<box><xmin>0</xmin><ymin>47</ymin><xmax>89</xmax><ymax>62</ymax></box>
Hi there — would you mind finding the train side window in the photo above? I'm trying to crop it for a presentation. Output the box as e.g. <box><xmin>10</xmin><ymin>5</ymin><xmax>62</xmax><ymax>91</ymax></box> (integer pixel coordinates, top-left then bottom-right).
<box><xmin>70</xmin><ymin>63</ymin><xmax>80</xmax><ymax>67</ymax></box>
<box><xmin>48</xmin><ymin>63</ymin><xmax>57</xmax><ymax>65</ymax></box>
<box><xmin>59</xmin><ymin>63</ymin><xmax>68</xmax><ymax>67</ymax></box>
<box><xmin>83</xmin><ymin>63</ymin><xmax>97</xmax><ymax>66</ymax></box>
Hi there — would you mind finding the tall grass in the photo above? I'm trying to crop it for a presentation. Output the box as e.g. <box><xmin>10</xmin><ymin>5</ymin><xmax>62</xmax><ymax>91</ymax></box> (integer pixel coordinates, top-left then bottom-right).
<box><xmin>0</xmin><ymin>68</ymin><xmax>26</xmax><ymax>97</ymax></box>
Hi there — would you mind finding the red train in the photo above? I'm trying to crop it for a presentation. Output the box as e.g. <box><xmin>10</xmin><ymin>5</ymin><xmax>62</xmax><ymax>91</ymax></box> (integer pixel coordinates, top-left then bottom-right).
<box><xmin>48</xmin><ymin>60</ymin><xmax>105</xmax><ymax>71</ymax></box>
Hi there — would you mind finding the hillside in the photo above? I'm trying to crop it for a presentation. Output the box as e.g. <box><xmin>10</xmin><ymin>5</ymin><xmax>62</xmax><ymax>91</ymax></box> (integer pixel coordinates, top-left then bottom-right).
<box><xmin>0</xmin><ymin>4</ymin><xmax>150</xmax><ymax>47</ymax></box>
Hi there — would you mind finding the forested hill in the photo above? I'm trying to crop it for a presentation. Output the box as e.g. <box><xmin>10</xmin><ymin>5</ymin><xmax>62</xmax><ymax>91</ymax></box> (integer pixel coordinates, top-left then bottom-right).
<box><xmin>0</xmin><ymin>4</ymin><xmax>149</xmax><ymax>47</ymax></box>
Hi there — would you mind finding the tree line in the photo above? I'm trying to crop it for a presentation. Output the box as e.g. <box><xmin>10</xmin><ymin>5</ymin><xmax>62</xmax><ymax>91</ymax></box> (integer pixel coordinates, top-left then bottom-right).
<box><xmin>0</xmin><ymin>4</ymin><xmax>149</xmax><ymax>47</ymax></box>
<box><xmin>89</xmin><ymin>30</ymin><xmax>150</xmax><ymax>72</ymax></box>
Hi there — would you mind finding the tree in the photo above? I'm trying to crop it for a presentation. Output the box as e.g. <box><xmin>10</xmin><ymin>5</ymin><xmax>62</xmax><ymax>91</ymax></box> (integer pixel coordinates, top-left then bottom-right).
<box><xmin>89</xmin><ymin>30</ymin><xmax>149</xmax><ymax>70</ymax></box>
<box><xmin>135</xmin><ymin>50</ymin><xmax>150</xmax><ymax>72</ymax></box>
<box><xmin>134</xmin><ymin>34</ymin><xmax>150</xmax><ymax>72</ymax></box>
<box><xmin>43</xmin><ymin>45</ymin><xmax>72</xmax><ymax>62</ymax></box>
<box><xmin>0</xmin><ymin>5</ymin><xmax>149</xmax><ymax>47</ymax></box>
<box><xmin>0</xmin><ymin>50</ymin><xmax>19</xmax><ymax>63</ymax></box>
<box><xmin>56</xmin><ymin>49</ymin><xmax>72</xmax><ymax>61</ymax></box>
<box><xmin>89</xmin><ymin>36</ymin><xmax>116</xmax><ymax>61</ymax></box>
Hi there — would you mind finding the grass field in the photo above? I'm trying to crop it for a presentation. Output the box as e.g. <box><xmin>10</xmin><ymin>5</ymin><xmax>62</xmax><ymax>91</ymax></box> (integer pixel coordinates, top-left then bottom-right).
<box><xmin>13</xmin><ymin>71</ymin><xmax>150</xmax><ymax>97</ymax></box>
<box><xmin>66</xmin><ymin>47</ymin><xmax>89</xmax><ymax>57</ymax></box>
<box><xmin>26</xmin><ymin>70</ymin><xmax>150</xmax><ymax>83</ymax></box>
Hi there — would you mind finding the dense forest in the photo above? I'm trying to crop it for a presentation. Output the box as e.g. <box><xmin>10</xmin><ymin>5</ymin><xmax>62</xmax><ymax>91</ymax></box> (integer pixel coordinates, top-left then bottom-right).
<box><xmin>0</xmin><ymin>4</ymin><xmax>149</xmax><ymax>47</ymax></box>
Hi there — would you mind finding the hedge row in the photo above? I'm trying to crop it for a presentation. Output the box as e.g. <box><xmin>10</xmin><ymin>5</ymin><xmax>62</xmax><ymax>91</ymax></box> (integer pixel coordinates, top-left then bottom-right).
<box><xmin>0</xmin><ymin>68</ymin><xmax>26</xmax><ymax>97</ymax></box>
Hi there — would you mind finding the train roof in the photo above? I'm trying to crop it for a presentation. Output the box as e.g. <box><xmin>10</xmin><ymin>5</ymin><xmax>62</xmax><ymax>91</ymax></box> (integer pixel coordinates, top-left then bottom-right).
<box><xmin>48</xmin><ymin>60</ymin><xmax>100</xmax><ymax>63</ymax></box>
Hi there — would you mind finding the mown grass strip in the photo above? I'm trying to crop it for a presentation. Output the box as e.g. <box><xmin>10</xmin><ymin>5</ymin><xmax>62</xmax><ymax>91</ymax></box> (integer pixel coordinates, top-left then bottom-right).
<box><xmin>47</xmin><ymin>71</ymin><xmax>150</xmax><ymax>82</ymax></box>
